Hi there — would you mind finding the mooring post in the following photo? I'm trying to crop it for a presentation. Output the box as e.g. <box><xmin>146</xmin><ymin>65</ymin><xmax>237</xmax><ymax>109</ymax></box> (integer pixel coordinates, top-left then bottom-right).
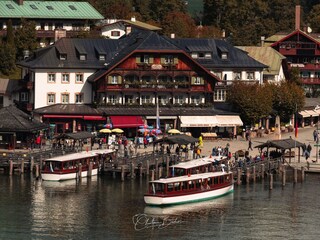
<box><xmin>282</xmin><ymin>166</ymin><xmax>286</xmax><ymax>186</ymax></box>
<box><xmin>121</xmin><ymin>165</ymin><xmax>125</xmax><ymax>181</ymax></box>
<box><xmin>9</xmin><ymin>160</ymin><xmax>13</xmax><ymax>176</ymax></box>
<box><xmin>301</xmin><ymin>166</ymin><xmax>305</xmax><ymax>182</ymax></box>
<box><xmin>246</xmin><ymin>167</ymin><xmax>250</xmax><ymax>184</ymax></box>
<box><xmin>131</xmin><ymin>162</ymin><xmax>135</xmax><ymax>179</ymax></box>
<box><xmin>139</xmin><ymin>165</ymin><xmax>143</xmax><ymax>177</ymax></box>
<box><xmin>78</xmin><ymin>163</ymin><xmax>82</xmax><ymax>180</ymax></box>
<box><xmin>253</xmin><ymin>165</ymin><xmax>256</xmax><ymax>182</ymax></box>
<box><xmin>20</xmin><ymin>159</ymin><xmax>24</xmax><ymax>174</ymax></box>
<box><xmin>151</xmin><ymin>169</ymin><xmax>155</xmax><ymax>181</ymax></box>
<box><xmin>269</xmin><ymin>173</ymin><xmax>273</xmax><ymax>190</ymax></box>
<box><xmin>166</xmin><ymin>157</ymin><xmax>170</xmax><ymax>177</ymax></box>
<box><xmin>155</xmin><ymin>159</ymin><xmax>159</xmax><ymax>179</ymax></box>
<box><xmin>146</xmin><ymin>159</ymin><xmax>150</xmax><ymax>177</ymax></box>
<box><xmin>294</xmin><ymin>168</ymin><xmax>298</xmax><ymax>183</ymax></box>
<box><xmin>88</xmin><ymin>162</ymin><xmax>93</xmax><ymax>177</ymax></box>
<box><xmin>237</xmin><ymin>168</ymin><xmax>241</xmax><ymax>185</ymax></box>
<box><xmin>30</xmin><ymin>156</ymin><xmax>34</xmax><ymax>174</ymax></box>
<box><xmin>261</xmin><ymin>164</ymin><xmax>265</xmax><ymax>179</ymax></box>
<box><xmin>35</xmin><ymin>164</ymin><xmax>39</xmax><ymax>179</ymax></box>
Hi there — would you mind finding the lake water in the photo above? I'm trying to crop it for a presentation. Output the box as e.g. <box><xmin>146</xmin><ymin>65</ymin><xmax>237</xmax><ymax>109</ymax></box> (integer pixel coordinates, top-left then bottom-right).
<box><xmin>1</xmin><ymin>173</ymin><xmax>320</xmax><ymax>240</ymax></box>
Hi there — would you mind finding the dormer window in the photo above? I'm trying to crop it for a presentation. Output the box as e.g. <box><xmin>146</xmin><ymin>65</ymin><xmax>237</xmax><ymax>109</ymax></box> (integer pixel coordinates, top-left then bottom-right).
<box><xmin>221</xmin><ymin>52</ymin><xmax>228</xmax><ymax>60</ymax></box>
<box><xmin>205</xmin><ymin>53</ymin><xmax>212</xmax><ymax>59</ymax></box>
<box><xmin>60</xmin><ymin>54</ymin><xmax>67</xmax><ymax>60</ymax></box>
<box><xmin>191</xmin><ymin>53</ymin><xmax>198</xmax><ymax>59</ymax></box>
<box><xmin>79</xmin><ymin>54</ymin><xmax>86</xmax><ymax>61</ymax></box>
<box><xmin>99</xmin><ymin>54</ymin><xmax>105</xmax><ymax>61</ymax></box>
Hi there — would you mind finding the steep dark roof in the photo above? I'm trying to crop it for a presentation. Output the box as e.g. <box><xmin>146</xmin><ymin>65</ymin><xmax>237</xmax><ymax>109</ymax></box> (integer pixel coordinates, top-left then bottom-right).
<box><xmin>0</xmin><ymin>105</ymin><xmax>48</xmax><ymax>132</ymax></box>
<box><xmin>55</xmin><ymin>132</ymin><xmax>93</xmax><ymax>140</ymax></box>
<box><xmin>154</xmin><ymin>134</ymin><xmax>198</xmax><ymax>145</ymax></box>
<box><xmin>172</xmin><ymin>38</ymin><xmax>267</xmax><ymax>69</ymax></box>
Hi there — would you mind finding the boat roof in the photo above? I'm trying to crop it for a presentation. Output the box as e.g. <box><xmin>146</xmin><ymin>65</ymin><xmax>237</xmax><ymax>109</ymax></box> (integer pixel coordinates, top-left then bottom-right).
<box><xmin>169</xmin><ymin>158</ymin><xmax>213</xmax><ymax>169</ymax></box>
<box><xmin>45</xmin><ymin>149</ymin><xmax>114</xmax><ymax>162</ymax></box>
<box><xmin>149</xmin><ymin>171</ymin><xmax>231</xmax><ymax>184</ymax></box>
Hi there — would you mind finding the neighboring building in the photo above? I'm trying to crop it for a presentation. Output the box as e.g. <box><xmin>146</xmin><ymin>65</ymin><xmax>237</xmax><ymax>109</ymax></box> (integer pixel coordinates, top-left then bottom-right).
<box><xmin>0</xmin><ymin>0</ymin><xmax>103</xmax><ymax>46</ymax></box>
<box><xmin>172</xmin><ymin>38</ymin><xmax>267</xmax><ymax>103</ymax></box>
<box><xmin>0</xmin><ymin>105</ymin><xmax>48</xmax><ymax>149</ymax></box>
<box><xmin>0</xmin><ymin>78</ymin><xmax>24</xmax><ymax>108</ymax></box>
<box><xmin>18</xmin><ymin>30</ymin><xmax>267</xmax><ymax>137</ymax></box>
<box><xmin>99</xmin><ymin>17</ymin><xmax>161</xmax><ymax>39</ymax></box>
<box><xmin>236</xmin><ymin>46</ymin><xmax>287</xmax><ymax>84</ymax></box>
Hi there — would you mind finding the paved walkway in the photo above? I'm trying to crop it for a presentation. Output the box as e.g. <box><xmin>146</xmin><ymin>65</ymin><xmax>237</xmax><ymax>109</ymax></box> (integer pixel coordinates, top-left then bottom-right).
<box><xmin>135</xmin><ymin>126</ymin><xmax>319</xmax><ymax>164</ymax></box>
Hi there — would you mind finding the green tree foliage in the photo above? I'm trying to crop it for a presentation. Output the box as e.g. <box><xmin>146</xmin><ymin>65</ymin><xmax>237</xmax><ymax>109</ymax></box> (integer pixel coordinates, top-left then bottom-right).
<box><xmin>149</xmin><ymin>0</ymin><xmax>187</xmax><ymax>22</ymax></box>
<box><xmin>269</xmin><ymin>82</ymin><xmax>305</xmax><ymax>123</ymax></box>
<box><xmin>14</xmin><ymin>19</ymin><xmax>37</xmax><ymax>60</ymax></box>
<box><xmin>227</xmin><ymin>82</ymin><xmax>273</xmax><ymax>125</ymax></box>
<box><xmin>306</xmin><ymin>4</ymin><xmax>320</xmax><ymax>33</ymax></box>
<box><xmin>6</xmin><ymin>19</ymin><xmax>14</xmax><ymax>45</ymax></box>
<box><xmin>227</xmin><ymin>82</ymin><xmax>304</xmax><ymax>126</ymax></box>
<box><xmin>288</xmin><ymin>67</ymin><xmax>302</xmax><ymax>86</ymax></box>
<box><xmin>0</xmin><ymin>43</ymin><xmax>16</xmax><ymax>75</ymax></box>
<box><xmin>161</xmin><ymin>11</ymin><xmax>196</xmax><ymax>38</ymax></box>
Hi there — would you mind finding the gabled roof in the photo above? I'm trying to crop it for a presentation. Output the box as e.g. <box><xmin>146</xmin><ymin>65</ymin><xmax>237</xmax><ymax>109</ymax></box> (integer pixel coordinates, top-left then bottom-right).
<box><xmin>172</xmin><ymin>38</ymin><xmax>267</xmax><ymax>69</ymax></box>
<box><xmin>100</xmin><ymin>19</ymin><xmax>161</xmax><ymax>31</ymax></box>
<box><xmin>236</xmin><ymin>46</ymin><xmax>285</xmax><ymax>75</ymax></box>
<box><xmin>255</xmin><ymin>138</ymin><xmax>304</xmax><ymax>150</ymax></box>
<box><xmin>0</xmin><ymin>105</ymin><xmax>48</xmax><ymax>132</ymax></box>
<box><xmin>0</xmin><ymin>0</ymin><xmax>103</xmax><ymax>19</ymax></box>
<box><xmin>87</xmin><ymin>31</ymin><xmax>220</xmax><ymax>83</ymax></box>
<box><xmin>0</xmin><ymin>78</ymin><xmax>22</xmax><ymax>95</ymax></box>
<box><xmin>271</xmin><ymin>29</ymin><xmax>320</xmax><ymax>47</ymax></box>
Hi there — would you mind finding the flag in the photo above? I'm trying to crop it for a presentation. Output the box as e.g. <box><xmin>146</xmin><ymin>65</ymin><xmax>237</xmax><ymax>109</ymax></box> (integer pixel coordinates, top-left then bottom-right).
<box><xmin>295</xmin><ymin>114</ymin><xmax>298</xmax><ymax>138</ymax></box>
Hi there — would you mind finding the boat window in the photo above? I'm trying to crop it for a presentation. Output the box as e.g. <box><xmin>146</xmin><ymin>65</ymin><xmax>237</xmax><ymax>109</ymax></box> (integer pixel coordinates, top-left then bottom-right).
<box><xmin>152</xmin><ymin>183</ymin><xmax>164</xmax><ymax>194</ymax></box>
<box><xmin>208</xmin><ymin>177</ymin><xmax>213</xmax><ymax>186</ymax></box>
<box><xmin>220</xmin><ymin>176</ymin><xmax>224</xmax><ymax>184</ymax></box>
<box><xmin>189</xmin><ymin>180</ymin><xmax>195</xmax><ymax>189</ymax></box>
<box><xmin>175</xmin><ymin>182</ymin><xmax>181</xmax><ymax>191</ymax></box>
<box><xmin>167</xmin><ymin>183</ymin><xmax>174</xmax><ymax>192</ymax></box>
<box><xmin>214</xmin><ymin>176</ymin><xmax>219</xmax><ymax>185</ymax></box>
<box><xmin>182</xmin><ymin>181</ymin><xmax>188</xmax><ymax>190</ymax></box>
<box><xmin>196</xmin><ymin>179</ymin><xmax>201</xmax><ymax>189</ymax></box>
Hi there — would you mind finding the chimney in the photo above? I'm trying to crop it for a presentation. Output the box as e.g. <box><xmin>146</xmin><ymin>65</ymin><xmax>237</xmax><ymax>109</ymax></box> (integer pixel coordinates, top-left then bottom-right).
<box><xmin>17</xmin><ymin>0</ymin><xmax>23</xmax><ymax>5</ymax></box>
<box><xmin>222</xmin><ymin>29</ymin><xmax>226</xmax><ymax>38</ymax></box>
<box><xmin>295</xmin><ymin>5</ymin><xmax>301</xmax><ymax>30</ymax></box>
<box><xmin>125</xmin><ymin>26</ymin><xmax>132</xmax><ymax>35</ymax></box>
<box><xmin>170</xmin><ymin>33</ymin><xmax>175</xmax><ymax>39</ymax></box>
<box><xmin>261</xmin><ymin>36</ymin><xmax>265</xmax><ymax>47</ymax></box>
<box><xmin>131</xmin><ymin>16</ymin><xmax>136</xmax><ymax>22</ymax></box>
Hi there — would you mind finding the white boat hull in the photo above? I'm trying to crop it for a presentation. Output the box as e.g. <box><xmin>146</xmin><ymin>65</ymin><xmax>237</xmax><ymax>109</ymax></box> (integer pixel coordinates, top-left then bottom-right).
<box><xmin>144</xmin><ymin>184</ymin><xmax>234</xmax><ymax>206</ymax></box>
<box><xmin>41</xmin><ymin>169</ymin><xmax>98</xmax><ymax>181</ymax></box>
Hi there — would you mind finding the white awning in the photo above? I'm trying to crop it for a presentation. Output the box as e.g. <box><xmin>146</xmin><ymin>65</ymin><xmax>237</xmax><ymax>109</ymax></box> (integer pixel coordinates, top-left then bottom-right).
<box><xmin>299</xmin><ymin>110</ymin><xmax>319</xmax><ymax>117</ymax></box>
<box><xmin>216</xmin><ymin>115</ymin><xmax>243</xmax><ymax>127</ymax></box>
<box><xmin>146</xmin><ymin>116</ymin><xmax>177</xmax><ymax>119</ymax></box>
<box><xmin>180</xmin><ymin>116</ymin><xmax>218</xmax><ymax>127</ymax></box>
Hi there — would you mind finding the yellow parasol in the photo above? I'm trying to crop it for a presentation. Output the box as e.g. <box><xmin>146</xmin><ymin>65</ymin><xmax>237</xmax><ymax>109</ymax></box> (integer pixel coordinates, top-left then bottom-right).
<box><xmin>111</xmin><ymin>128</ymin><xmax>124</xmax><ymax>133</ymax></box>
<box><xmin>168</xmin><ymin>129</ymin><xmax>181</xmax><ymax>134</ymax></box>
<box><xmin>99</xmin><ymin>128</ymin><xmax>112</xmax><ymax>133</ymax></box>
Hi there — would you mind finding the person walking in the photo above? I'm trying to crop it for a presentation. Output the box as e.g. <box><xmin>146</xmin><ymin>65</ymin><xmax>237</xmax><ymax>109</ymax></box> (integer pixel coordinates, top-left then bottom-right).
<box><xmin>248</xmin><ymin>138</ymin><xmax>253</xmax><ymax>151</ymax></box>
<box><xmin>313</xmin><ymin>129</ymin><xmax>318</xmax><ymax>142</ymax></box>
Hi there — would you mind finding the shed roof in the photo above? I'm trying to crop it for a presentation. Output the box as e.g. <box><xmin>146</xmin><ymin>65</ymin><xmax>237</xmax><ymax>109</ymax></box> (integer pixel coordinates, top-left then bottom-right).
<box><xmin>254</xmin><ymin>138</ymin><xmax>304</xmax><ymax>150</ymax></box>
<box><xmin>0</xmin><ymin>105</ymin><xmax>48</xmax><ymax>132</ymax></box>
<box><xmin>0</xmin><ymin>0</ymin><xmax>103</xmax><ymax>19</ymax></box>
<box><xmin>154</xmin><ymin>134</ymin><xmax>198</xmax><ymax>145</ymax></box>
<box><xmin>55</xmin><ymin>131</ymin><xmax>93</xmax><ymax>140</ymax></box>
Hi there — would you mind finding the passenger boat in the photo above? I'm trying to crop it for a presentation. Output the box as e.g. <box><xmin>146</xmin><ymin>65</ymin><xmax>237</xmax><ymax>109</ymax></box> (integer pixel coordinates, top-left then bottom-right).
<box><xmin>144</xmin><ymin>171</ymin><xmax>233</xmax><ymax>206</ymax></box>
<box><xmin>41</xmin><ymin>149</ymin><xmax>114</xmax><ymax>181</ymax></box>
<box><xmin>169</xmin><ymin>155</ymin><xmax>228</xmax><ymax>177</ymax></box>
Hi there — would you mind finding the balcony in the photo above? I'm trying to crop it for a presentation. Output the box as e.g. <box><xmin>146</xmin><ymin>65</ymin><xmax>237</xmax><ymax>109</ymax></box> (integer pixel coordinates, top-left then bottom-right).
<box><xmin>301</xmin><ymin>77</ymin><xmax>320</xmax><ymax>85</ymax></box>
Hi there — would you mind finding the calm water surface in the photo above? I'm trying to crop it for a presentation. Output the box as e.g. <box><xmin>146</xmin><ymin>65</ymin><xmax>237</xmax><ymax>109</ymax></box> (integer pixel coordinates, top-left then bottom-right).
<box><xmin>1</xmin><ymin>173</ymin><xmax>320</xmax><ymax>240</ymax></box>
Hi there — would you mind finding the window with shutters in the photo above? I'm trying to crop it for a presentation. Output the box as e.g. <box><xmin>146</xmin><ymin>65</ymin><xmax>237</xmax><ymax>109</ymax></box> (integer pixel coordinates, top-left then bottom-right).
<box><xmin>61</xmin><ymin>93</ymin><xmax>69</xmax><ymax>103</ymax></box>
<box><xmin>47</xmin><ymin>93</ymin><xmax>55</xmax><ymax>104</ymax></box>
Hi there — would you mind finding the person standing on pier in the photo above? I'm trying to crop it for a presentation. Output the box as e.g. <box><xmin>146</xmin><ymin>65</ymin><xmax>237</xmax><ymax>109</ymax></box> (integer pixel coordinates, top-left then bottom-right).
<box><xmin>248</xmin><ymin>138</ymin><xmax>253</xmax><ymax>151</ymax></box>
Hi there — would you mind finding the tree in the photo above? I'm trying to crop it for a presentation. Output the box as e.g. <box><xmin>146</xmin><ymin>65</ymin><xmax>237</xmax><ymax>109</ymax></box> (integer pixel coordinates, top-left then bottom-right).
<box><xmin>14</xmin><ymin>19</ymin><xmax>37</xmax><ymax>60</ymax></box>
<box><xmin>6</xmin><ymin>19</ymin><xmax>14</xmax><ymax>45</ymax></box>
<box><xmin>161</xmin><ymin>11</ymin><xmax>196</xmax><ymax>38</ymax></box>
<box><xmin>306</xmin><ymin>4</ymin><xmax>320</xmax><ymax>33</ymax></box>
<box><xmin>270</xmin><ymin>82</ymin><xmax>305</xmax><ymax>123</ymax></box>
<box><xmin>227</xmin><ymin>82</ymin><xmax>273</xmax><ymax>125</ymax></box>
<box><xmin>149</xmin><ymin>0</ymin><xmax>187</xmax><ymax>22</ymax></box>
<box><xmin>0</xmin><ymin>43</ymin><xmax>16</xmax><ymax>75</ymax></box>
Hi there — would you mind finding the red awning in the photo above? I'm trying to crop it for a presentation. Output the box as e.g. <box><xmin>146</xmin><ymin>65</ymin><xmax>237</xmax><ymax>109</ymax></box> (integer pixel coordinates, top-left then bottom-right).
<box><xmin>110</xmin><ymin>116</ymin><xmax>144</xmax><ymax>128</ymax></box>
<box><xmin>43</xmin><ymin>115</ymin><xmax>106</xmax><ymax>121</ymax></box>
